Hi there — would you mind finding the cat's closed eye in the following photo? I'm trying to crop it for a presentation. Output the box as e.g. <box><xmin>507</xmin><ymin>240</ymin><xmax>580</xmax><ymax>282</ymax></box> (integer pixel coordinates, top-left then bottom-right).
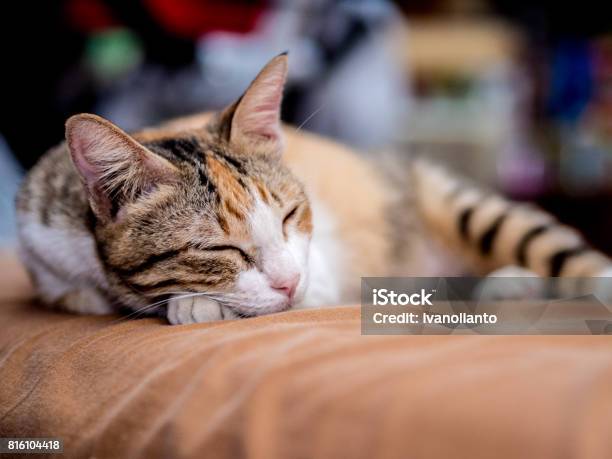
<box><xmin>283</xmin><ymin>205</ymin><xmax>299</xmax><ymax>226</ymax></box>
<box><xmin>203</xmin><ymin>245</ymin><xmax>254</xmax><ymax>265</ymax></box>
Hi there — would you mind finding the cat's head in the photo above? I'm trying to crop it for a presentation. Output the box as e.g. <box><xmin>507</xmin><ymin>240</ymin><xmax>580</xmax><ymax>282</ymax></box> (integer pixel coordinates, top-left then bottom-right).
<box><xmin>65</xmin><ymin>54</ymin><xmax>313</xmax><ymax>316</ymax></box>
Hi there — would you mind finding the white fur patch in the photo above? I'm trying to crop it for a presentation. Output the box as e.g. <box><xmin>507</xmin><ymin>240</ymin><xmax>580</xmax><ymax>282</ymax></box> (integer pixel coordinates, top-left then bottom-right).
<box><xmin>19</xmin><ymin>218</ymin><xmax>109</xmax><ymax>312</ymax></box>
<box><xmin>297</xmin><ymin>198</ymin><xmax>344</xmax><ymax>308</ymax></box>
<box><xmin>227</xmin><ymin>196</ymin><xmax>306</xmax><ymax>315</ymax></box>
<box><xmin>224</xmin><ymin>194</ymin><xmax>345</xmax><ymax>316</ymax></box>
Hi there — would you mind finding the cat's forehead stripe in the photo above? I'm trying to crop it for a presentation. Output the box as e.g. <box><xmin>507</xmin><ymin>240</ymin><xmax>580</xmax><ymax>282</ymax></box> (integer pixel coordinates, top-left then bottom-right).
<box><xmin>143</xmin><ymin>133</ymin><xmax>299</xmax><ymax>233</ymax></box>
<box><xmin>209</xmin><ymin>147</ymin><xmax>247</xmax><ymax>174</ymax></box>
<box><xmin>146</xmin><ymin>136</ymin><xmax>249</xmax><ymax>201</ymax></box>
<box><xmin>269</xmin><ymin>190</ymin><xmax>283</xmax><ymax>206</ymax></box>
<box><xmin>147</xmin><ymin>137</ymin><xmax>201</xmax><ymax>165</ymax></box>
<box><xmin>206</xmin><ymin>156</ymin><xmax>249</xmax><ymax>203</ymax></box>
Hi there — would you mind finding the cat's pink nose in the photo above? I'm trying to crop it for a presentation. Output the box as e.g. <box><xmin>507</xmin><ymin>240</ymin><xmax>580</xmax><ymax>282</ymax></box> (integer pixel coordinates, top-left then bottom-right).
<box><xmin>271</xmin><ymin>274</ymin><xmax>300</xmax><ymax>299</ymax></box>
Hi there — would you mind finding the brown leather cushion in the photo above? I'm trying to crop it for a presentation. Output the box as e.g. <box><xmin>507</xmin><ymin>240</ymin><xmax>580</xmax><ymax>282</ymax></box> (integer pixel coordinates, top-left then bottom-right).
<box><xmin>1</xmin><ymin>253</ymin><xmax>612</xmax><ymax>458</ymax></box>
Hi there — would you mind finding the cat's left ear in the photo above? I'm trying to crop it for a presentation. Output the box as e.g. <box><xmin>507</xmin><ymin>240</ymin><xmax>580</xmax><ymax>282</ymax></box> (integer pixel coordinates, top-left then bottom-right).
<box><xmin>66</xmin><ymin>114</ymin><xmax>179</xmax><ymax>222</ymax></box>
<box><xmin>220</xmin><ymin>53</ymin><xmax>288</xmax><ymax>155</ymax></box>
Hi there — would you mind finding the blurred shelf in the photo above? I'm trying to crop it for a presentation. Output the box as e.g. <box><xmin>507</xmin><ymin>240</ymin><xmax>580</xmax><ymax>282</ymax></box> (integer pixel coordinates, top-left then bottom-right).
<box><xmin>396</xmin><ymin>18</ymin><xmax>521</xmax><ymax>76</ymax></box>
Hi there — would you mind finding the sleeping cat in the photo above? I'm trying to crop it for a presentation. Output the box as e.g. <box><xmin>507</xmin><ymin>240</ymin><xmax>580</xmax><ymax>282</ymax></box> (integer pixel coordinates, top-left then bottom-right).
<box><xmin>16</xmin><ymin>54</ymin><xmax>612</xmax><ymax>324</ymax></box>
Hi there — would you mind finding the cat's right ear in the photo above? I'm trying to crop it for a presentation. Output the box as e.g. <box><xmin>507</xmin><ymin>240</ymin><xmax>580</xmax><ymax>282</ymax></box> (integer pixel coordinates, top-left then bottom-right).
<box><xmin>66</xmin><ymin>114</ymin><xmax>179</xmax><ymax>222</ymax></box>
<box><xmin>217</xmin><ymin>53</ymin><xmax>288</xmax><ymax>156</ymax></box>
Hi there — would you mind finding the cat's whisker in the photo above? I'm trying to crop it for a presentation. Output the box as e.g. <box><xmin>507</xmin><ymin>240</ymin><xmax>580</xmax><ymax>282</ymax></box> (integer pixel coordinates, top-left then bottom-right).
<box><xmin>109</xmin><ymin>292</ymin><xmax>212</xmax><ymax>324</ymax></box>
<box><xmin>115</xmin><ymin>291</ymin><xmax>245</xmax><ymax>324</ymax></box>
<box><xmin>154</xmin><ymin>290</ymin><xmax>227</xmax><ymax>297</ymax></box>
<box><xmin>109</xmin><ymin>299</ymin><xmax>176</xmax><ymax>324</ymax></box>
<box><xmin>205</xmin><ymin>294</ymin><xmax>237</xmax><ymax>303</ymax></box>
<box><xmin>207</xmin><ymin>296</ymin><xmax>245</xmax><ymax>309</ymax></box>
<box><xmin>124</xmin><ymin>290</ymin><xmax>231</xmax><ymax>318</ymax></box>
<box><xmin>295</xmin><ymin>102</ymin><xmax>327</xmax><ymax>132</ymax></box>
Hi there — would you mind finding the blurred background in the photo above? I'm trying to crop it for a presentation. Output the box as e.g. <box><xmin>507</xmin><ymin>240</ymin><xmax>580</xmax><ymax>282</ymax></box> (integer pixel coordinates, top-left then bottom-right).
<box><xmin>1</xmin><ymin>0</ymin><xmax>612</xmax><ymax>253</ymax></box>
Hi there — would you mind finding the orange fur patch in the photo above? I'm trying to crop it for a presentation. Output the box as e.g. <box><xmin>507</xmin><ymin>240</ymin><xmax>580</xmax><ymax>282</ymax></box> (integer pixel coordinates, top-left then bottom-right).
<box><xmin>206</xmin><ymin>155</ymin><xmax>251</xmax><ymax>222</ymax></box>
<box><xmin>297</xmin><ymin>205</ymin><xmax>313</xmax><ymax>234</ymax></box>
<box><xmin>255</xmin><ymin>181</ymin><xmax>270</xmax><ymax>204</ymax></box>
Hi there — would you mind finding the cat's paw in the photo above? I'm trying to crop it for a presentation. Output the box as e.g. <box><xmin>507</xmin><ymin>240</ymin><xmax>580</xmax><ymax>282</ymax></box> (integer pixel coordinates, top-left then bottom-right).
<box><xmin>475</xmin><ymin>266</ymin><xmax>544</xmax><ymax>301</ymax></box>
<box><xmin>166</xmin><ymin>295</ymin><xmax>237</xmax><ymax>325</ymax></box>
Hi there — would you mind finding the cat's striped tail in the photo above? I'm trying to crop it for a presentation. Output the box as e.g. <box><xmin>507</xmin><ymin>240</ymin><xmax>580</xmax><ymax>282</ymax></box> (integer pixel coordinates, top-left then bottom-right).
<box><xmin>412</xmin><ymin>160</ymin><xmax>612</xmax><ymax>278</ymax></box>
